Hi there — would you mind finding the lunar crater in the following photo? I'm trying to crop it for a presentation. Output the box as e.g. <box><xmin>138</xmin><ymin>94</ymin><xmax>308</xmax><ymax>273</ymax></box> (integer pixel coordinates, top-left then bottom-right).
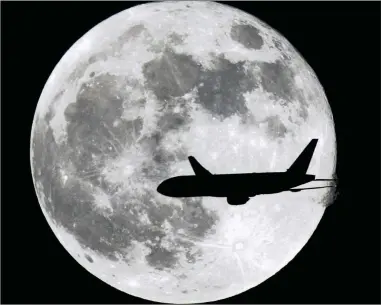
<box><xmin>230</xmin><ymin>23</ymin><xmax>264</xmax><ymax>50</ymax></box>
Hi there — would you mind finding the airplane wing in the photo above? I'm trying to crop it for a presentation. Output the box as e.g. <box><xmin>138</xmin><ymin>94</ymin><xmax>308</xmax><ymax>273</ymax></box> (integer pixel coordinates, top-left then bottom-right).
<box><xmin>188</xmin><ymin>156</ymin><xmax>212</xmax><ymax>176</ymax></box>
<box><xmin>227</xmin><ymin>196</ymin><xmax>250</xmax><ymax>206</ymax></box>
<box><xmin>289</xmin><ymin>186</ymin><xmax>335</xmax><ymax>192</ymax></box>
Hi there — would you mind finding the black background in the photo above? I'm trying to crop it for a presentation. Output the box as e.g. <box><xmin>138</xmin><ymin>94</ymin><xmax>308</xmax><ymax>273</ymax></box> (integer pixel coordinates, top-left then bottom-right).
<box><xmin>2</xmin><ymin>1</ymin><xmax>380</xmax><ymax>304</ymax></box>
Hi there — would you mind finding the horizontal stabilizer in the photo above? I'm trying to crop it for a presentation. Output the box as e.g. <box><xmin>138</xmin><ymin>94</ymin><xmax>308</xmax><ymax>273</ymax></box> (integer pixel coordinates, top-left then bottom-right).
<box><xmin>188</xmin><ymin>156</ymin><xmax>212</xmax><ymax>176</ymax></box>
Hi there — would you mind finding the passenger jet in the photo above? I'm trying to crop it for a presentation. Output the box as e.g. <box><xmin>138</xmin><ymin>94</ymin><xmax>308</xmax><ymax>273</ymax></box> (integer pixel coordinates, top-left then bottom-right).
<box><xmin>157</xmin><ymin>139</ymin><xmax>336</xmax><ymax>206</ymax></box>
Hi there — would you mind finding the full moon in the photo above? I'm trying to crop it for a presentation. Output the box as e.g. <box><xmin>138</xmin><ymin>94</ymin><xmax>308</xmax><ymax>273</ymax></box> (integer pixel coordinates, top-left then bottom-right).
<box><xmin>30</xmin><ymin>1</ymin><xmax>336</xmax><ymax>304</ymax></box>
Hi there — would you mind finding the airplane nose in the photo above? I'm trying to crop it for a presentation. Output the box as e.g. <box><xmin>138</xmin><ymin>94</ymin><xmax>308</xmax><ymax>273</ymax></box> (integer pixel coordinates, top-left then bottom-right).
<box><xmin>157</xmin><ymin>182</ymin><xmax>166</xmax><ymax>195</ymax></box>
<box><xmin>157</xmin><ymin>178</ymin><xmax>175</xmax><ymax>196</ymax></box>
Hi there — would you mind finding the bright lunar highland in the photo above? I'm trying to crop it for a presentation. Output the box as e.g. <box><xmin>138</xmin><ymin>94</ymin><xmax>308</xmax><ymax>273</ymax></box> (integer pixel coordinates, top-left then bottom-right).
<box><xmin>30</xmin><ymin>1</ymin><xmax>337</xmax><ymax>303</ymax></box>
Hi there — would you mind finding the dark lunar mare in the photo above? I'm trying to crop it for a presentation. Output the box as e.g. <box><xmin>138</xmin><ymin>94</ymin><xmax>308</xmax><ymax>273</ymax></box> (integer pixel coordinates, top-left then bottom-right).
<box><xmin>142</xmin><ymin>49</ymin><xmax>256</xmax><ymax>120</ymax></box>
<box><xmin>142</xmin><ymin>45</ymin><xmax>308</xmax><ymax>128</ymax></box>
<box><xmin>31</xmin><ymin>71</ymin><xmax>220</xmax><ymax>271</ymax></box>
<box><xmin>230</xmin><ymin>23</ymin><xmax>264</xmax><ymax>50</ymax></box>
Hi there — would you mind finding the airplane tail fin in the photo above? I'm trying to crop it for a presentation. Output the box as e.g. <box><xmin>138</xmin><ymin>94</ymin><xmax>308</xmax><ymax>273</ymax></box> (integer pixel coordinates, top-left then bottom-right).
<box><xmin>188</xmin><ymin>156</ymin><xmax>212</xmax><ymax>176</ymax></box>
<box><xmin>287</xmin><ymin>139</ymin><xmax>318</xmax><ymax>175</ymax></box>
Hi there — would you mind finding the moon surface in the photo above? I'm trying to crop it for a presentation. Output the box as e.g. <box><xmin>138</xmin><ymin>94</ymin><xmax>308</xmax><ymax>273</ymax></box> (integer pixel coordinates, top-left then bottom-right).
<box><xmin>30</xmin><ymin>1</ymin><xmax>336</xmax><ymax>304</ymax></box>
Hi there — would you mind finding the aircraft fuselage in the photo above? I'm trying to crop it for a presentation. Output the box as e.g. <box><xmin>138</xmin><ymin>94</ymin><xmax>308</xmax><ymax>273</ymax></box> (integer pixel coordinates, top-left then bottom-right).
<box><xmin>157</xmin><ymin>172</ymin><xmax>316</xmax><ymax>198</ymax></box>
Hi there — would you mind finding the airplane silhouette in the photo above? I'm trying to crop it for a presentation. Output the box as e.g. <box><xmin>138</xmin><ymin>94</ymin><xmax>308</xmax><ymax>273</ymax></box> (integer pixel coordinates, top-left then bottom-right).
<box><xmin>157</xmin><ymin>139</ymin><xmax>336</xmax><ymax>206</ymax></box>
